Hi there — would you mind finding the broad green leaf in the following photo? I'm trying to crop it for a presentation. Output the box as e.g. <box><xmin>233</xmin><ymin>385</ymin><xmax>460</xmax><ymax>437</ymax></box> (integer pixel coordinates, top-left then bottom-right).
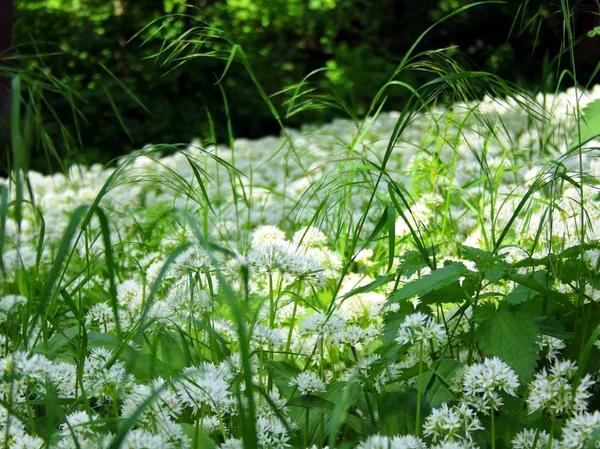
<box><xmin>459</xmin><ymin>245</ymin><xmax>511</xmax><ymax>282</ymax></box>
<box><xmin>387</xmin><ymin>262</ymin><xmax>468</xmax><ymax>304</ymax></box>
<box><xmin>266</xmin><ymin>360</ymin><xmax>302</xmax><ymax>399</ymax></box>
<box><xmin>396</xmin><ymin>250</ymin><xmax>435</xmax><ymax>279</ymax></box>
<box><xmin>286</xmin><ymin>394</ymin><xmax>335</xmax><ymax>411</ymax></box>
<box><xmin>475</xmin><ymin>304</ymin><xmax>539</xmax><ymax>383</ymax></box>
<box><xmin>423</xmin><ymin>358</ymin><xmax>461</xmax><ymax>408</ymax></box>
<box><xmin>504</xmin><ymin>284</ymin><xmax>540</xmax><ymax>305</ymax></box>
<box><xmin>572</xmin><ymin>98</ymin><xmax>600</xmax><ymax>147</ymax></box>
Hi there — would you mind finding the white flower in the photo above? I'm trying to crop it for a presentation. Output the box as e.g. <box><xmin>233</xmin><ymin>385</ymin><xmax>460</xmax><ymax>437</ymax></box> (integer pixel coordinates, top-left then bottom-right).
<box><xmin>121</xmin><ymin>428</ymin><xmax>169</xmax><ymax>449</ymax></box>
<box><xmin>538</xmin><ymin>335</ymin><xmax>565</xmax><ymax>361</ymax></box>
<box><xmin>560</xmin><ymin>411</ymin><xmax>600</xmax><ymax>448</ymax></box>
<box><xmin>396</xmin><ymin>312</ymin><xmax>446</xmax><ymax>345</ymax></box>
<box><xmin>356</xmin><ymin>433</ymin><xmax>427</xmax><ymax>449</ymax></box>
<box><xmin>289</xmin><ymin>371</ymin><xmax>327</xmax><ymax>395</ymax></box>
<box><xmin>423</xmin><ymin>403</ymin><xmax>482</xmax><ymax>442</ymax></box>
<box><xmin>248</xmin><ymin>240</ymin><xmax>325</xmax><ymax>286</ymax></box>
<box><xmin>460</xmin><ymin>357</ymin><xmax>519</xmax><ymax>413</ymax></box>
<box><xmin>252</xmin><ymin>226</ymin><xmax>287</xmax><ymax>246</ymax></box>
<box><xmin>0</xmin><ymin>295</ymin><xmax>26</xmax><ymax>315</ymax></box>
<box><xmin>219</xmin><ymin>437</ymin><xmax>244</xmax><ymax>449</ymax></box>
<box><xmin>526</xmin><ymin>359</ymin><xmax>594</xmax><ymax>416</ymax></box>
<box><xmin>300</xmin><ymin>312</ymin><xmax>347</xmax><ymax>345</ymax></box>
<box><xmin>512</xmin><ymin>429</ymin><xmax>558</xmax><ymax>449</ymax></box>
<box><xmin>256</xmin><ymin>415</ymin><xmax>291</xmax><ymax>449</ymax></box>
<box><xmin>176</xmin><ymin>362</ymin><xmax>235</xmax><ymax>415</ymax></box>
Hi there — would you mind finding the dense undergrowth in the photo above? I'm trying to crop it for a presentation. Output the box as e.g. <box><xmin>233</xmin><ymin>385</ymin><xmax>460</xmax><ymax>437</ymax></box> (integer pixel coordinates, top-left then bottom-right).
<box><xmin>3</xmin><ymin>3</ymin><xmax>600</xmax><ymax>449</ymax></box>
<box><xmin>2</xmin><ymin>84</ymin><xmax>600</xmax><ymax>448</ymax></box>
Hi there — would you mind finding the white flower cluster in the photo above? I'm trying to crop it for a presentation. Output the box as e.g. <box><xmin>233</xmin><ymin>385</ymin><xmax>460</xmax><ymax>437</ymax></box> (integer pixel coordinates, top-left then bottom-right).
<box><xmin>395</xmin><ymin>312</ymin><xmax>447</xmax><ymax>346</ymax></box>
<box><xmin>459</xmin><ymin>357</ymin><xmax>519</xmax><ymax>414</ymax></box>
<box><xmin>289</xmin><ymin>371</ymin><xmax>327</xmax><ymax>395</ymax></box>
<box><xmin>526</xmin><ymin>359</ymin><xmax>594</xmax><ymax>416</ymax></box>
<box><xmin>2</xmin><ymin>84</ymin><xmax>600</xmax><ymax>448</ymax></box>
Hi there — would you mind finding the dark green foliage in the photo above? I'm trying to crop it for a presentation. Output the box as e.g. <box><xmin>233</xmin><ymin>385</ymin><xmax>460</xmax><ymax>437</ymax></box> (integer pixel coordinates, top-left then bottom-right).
<box><xmin>11</xmin><ymin>0</ymin><xmax>587</xmax><ymax>171</ymax></box>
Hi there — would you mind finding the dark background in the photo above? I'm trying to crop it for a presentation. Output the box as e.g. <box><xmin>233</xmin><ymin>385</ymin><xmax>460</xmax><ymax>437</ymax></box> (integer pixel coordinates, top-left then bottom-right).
<box><xmin>3</xmin><ymin>0</ymin><xmax>600</xmax><ymax>172</ymax></box>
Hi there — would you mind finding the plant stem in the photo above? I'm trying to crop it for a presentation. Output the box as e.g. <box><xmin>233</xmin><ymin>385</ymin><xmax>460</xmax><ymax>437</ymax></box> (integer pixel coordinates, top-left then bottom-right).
<box><xmin>416</xmin><ymin>340</ymin><xmax>424</xmax><ymax>437</ymax></box>
<box><xmin>490</xmin><ymin>399</ymin><xmax>496</xmax><ymax>449</ymax></box>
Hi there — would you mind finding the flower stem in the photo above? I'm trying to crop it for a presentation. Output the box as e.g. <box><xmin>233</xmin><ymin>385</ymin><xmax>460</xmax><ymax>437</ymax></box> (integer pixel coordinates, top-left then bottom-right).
<box><xmin>416</xmin><ymin>340</ymin><xmax>424</xmax><ymax>437</ymax></box>
<box><xmin>490</xmin><ymin>399</ymin><xmax>496</xmax><ymax>449</ymax></box>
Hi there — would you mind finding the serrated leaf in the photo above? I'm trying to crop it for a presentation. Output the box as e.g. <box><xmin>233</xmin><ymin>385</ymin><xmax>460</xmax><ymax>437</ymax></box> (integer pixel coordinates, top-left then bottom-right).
<box><xmin>459</xmin><ymin>245</ymin><xmax>511</xmax><ymax>282</ymax></box>
<box><xmin>387</xmin><ymin>262</ymin><xmax>468</xmax><ymax>304</ymax></box>
<box><xmin>504</xmin><ymin>284</ymin><xmax>540</xmax><ymax>305</ymax></box>
<box><xmin>420</xmin><ymin>281</ymin><xmax>468</xmax><ymax>305</ymax></box>
<box><xmin>534</xmin><ymin>316</ymin><xmax>572</xmax><ymax>340</ymax></box>
<box><xmin>396</xmin><ymin>250</ymin><xmax>429</xmax><ymax>278</ymax></box>
<box><xmin>475</xmin><ymin>304</ymin><xmax>540</xmax><ymax>383</ymax></box>
<box><xmin>572</xmin><ymin>98</ymin><xmax>600</xmax><ymax>147</ymax></box>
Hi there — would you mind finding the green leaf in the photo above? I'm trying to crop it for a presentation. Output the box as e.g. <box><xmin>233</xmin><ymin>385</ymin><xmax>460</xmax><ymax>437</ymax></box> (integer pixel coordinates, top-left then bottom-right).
<box><xmin>387</xmin><ymin>262</ymin><xmax>468</xmax><ymax>304</ymax></box>
<box><xmin>266</xmin><ymin>360</ymin><xmax>302</xmax><ymax>399</ymax></box>
<box><xmin>286</xmin><ymin>394</ymin><xmax>334</xmax><ymax>411</ymax></box>
<box><xmin>572</xmin><ymin>98</ymin><xmax>600</xmax><ymax>147</ymax></box>
<box><xmin>423</xmin><ymin>358</ymin><xmax>461</xmax><ymax>408</ymax></box>
<box><xmin>459</xmin><ymin>245</ymin><xmax>511</xmax><ymax>282</ymax></box>
<box><xmin>504</xmin><ymin>284</ymin><xmax>540</xmax><ymax>305</ymax></box>
<box><xmin>160</xmin><ymin>331</ymin><xmax>187</xmax><ymax>373</ymax></box>
<box><xmin>396</xmin><ymin>250</ymin><xmax>432</xmax><ymax>278</ymax></box>
<box><xmin>475</xmin><ymin>304</ymin><xmax>540</xmax><ymax>383</ymax></box>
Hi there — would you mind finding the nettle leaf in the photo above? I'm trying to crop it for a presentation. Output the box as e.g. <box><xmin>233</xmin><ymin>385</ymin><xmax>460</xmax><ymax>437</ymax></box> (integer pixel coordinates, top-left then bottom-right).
<box><xmin>420</xmin><ymin>281</ymin><xmax>468</xmax><ymax>305</ymax></box>
<box><xmin>459</xmin><ymin>245</ymin><xmax>512</xmax><ymax>282</ymax></box>
<box><xmin>387</xmin><ymin>262</ymin><xmax>468</xmax><ymax>305</ymax></box>
<box><xmin>509</xmin><ymin>272</ymin><xmax>570</xmax><ymax>307</ymax></box>
<box><xmin>396</xmin><ymin>250</ymin><xmax>430</xmax><ymax>278</ymax></box>
<box><xmin>572</xmin><ymin>98</ymin><xmax>600</xmax><ymax>147</ymax></box>
<box><xmin>534</xmin><ymin>316</ymin><xmax>572</xmax><ymax>341</ymax></box>
<box><xmin>474</xmin><ymin>304</ymin><xmax>540</xmax><ymax>383</ymax></box>
<box><xmin>504</xmin><ymin>271</ymin><xmax>547</xmax><ymax>305</ymax></box>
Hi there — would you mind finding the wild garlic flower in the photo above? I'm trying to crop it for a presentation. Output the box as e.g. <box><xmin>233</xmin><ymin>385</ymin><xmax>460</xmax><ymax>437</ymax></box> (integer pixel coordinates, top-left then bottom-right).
<box><xmin>395</xmin><ymin>202</ymin><xmax>432</xmax><ymax>238</ymax></box>
<box><xmin>251</xmin><ymin>324</ymin><xmax>287</xmax><ymax>350</ymax></box>
<box><xmin>292</xmin><ymin>226</ymin><xmax>328</xmax><ymax>247</ymax></box>
<box><xmin>85</xmin><ymin>302</ymin><xmax>124</xmax><ymax>334</ymax></box>
<box><xmin>300</xmin><ymin>312</ymin><xmax>347</xmax><ymax>345</ymax></box>
<box><xmin>395</xmin><ymin>312</ymin><xmax>446</xmax><ymax>345</ymax></box>
<box><xmin>219</xmin><ymin>437</ymin><xmax>244</xmax><ymax>449</ymax></box>
<box><xmin>460</xmin><ymin>357</ymin><xmax>519</xmax><ymax>414</ymax></box>
<box><xmin>248</xmin><ymin>241</ymin><xmax>325</xmax><ymax>286</ymax></box>
<box><xmin>176</xmin><ymin>362</ymin><xmax>235</xmax><ymax>416</ymax></box>
<box><xmin>356</xmin><ymin>433</ymin><xmax>427</xmax><ymax>449</ymax></box>
<box><xmin>256</xmin><ymin>415</ymin><xmax>291</xmax><ymax>449</ymax></box>
<box><xmin>59</xmin><ymin>410</ymin><xmax>99</xmax><ymax>436</ymax></box>
<box><xmin>423</xmin><ymin>403</ymin><xmax>482</xmax><ymax>443</ymax></box>
<box><xmin>511</xmin><ymin>429</ymin><xmax>558</xmax><ymax>449</ymax></box>
<box><xmin>289</xmin><ymin>371</ymin><xmax>326</xmax><ymax>395</ymax></box>
<box><xmin>0</xmin><ymin>295</ymin><xmax>26</xmax><ymax>318</ymax></box>
<box><xmin>121</xmin><ymin>428</ymin><xmax>169</xmax><ymax>449</ymax></box>
<box><xmin>199</xmin><ymin>415</ymin><xmax>221</xmax><ymax>435</ymax></box>
<box><xmin>526</xmin><ymin>359</ymin><xmax>594</xmax><ymax>416</ymax></box>
<box><xmin>82</xmin><ymin>348</ymin><xmax>135</xmax><ymax>401</ymax></box>
<box><xmin>430</xmin><ymin>441</ymin><xmax>479</xmax><ymax>449</ymax></box>
<box><xmin>537</xmin><ymin>335</ymin><xmax>565</xmax><ymax>361</ymax></box>
<box><xmin>252</xmin><ymin>226</ymin><xmax>287</xmax><ymax>246</ymax></box>
<box><xmin>560</xmin><ymin>411</ymin><xmax>600</xmax><ymax>448</ymax></box>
